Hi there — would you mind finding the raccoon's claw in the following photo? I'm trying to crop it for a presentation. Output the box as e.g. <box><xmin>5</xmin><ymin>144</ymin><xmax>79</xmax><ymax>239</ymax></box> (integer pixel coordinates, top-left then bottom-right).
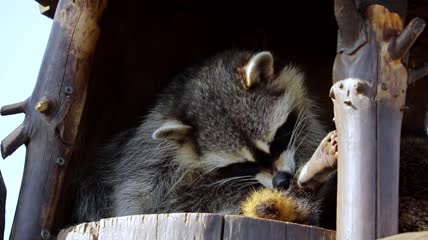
<box><xmin>297</xmin><ymin>130</ymin><xmax>338</xmax><ymax>190</ymax></box>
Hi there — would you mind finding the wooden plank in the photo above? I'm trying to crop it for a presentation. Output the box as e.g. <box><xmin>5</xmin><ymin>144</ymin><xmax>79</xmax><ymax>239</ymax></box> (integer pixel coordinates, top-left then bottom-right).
<box><xmin>223</xmin><ymin>215</ymin><xmax>287</xmax><ymax>240</ymax></box>
<box><xmin>286</xmin><ymin>222</ymin><xmax>310</xmax><ymax>240</ymax></box>
<box><xmin>309</xmin><ymin>225</ymin><xmax>336</xmax><ymax>240</ymax></box>
<box><xmin>59</xmin><ymin>213</ymin><xmax>228</xmax><ymax>240</ymax></box>
<box><xmin>59</xmin><ymin>214</ymin><xmax>336</xmax><ymax>239</ymax></box>
<box><xmin>157</xmin><ymin>213</ymin><xmax>223</xmax><ymax>240</ymax></box>
<box><xmin>98</xmin><ymin>215</ymin><xmax>158</xmax><ymax>240</ymax></box>
<box><xmin>57</xmin><ymin>222</ymin><xmax>99</xmax><ymax>240</ymax></box>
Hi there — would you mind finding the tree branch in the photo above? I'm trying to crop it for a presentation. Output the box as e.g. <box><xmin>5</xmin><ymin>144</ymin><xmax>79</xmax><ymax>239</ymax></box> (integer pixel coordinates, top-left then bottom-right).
<box><xmin>0</xmin><ymin>99</ymin><xmax>28</xmax><ymax>116</ymax></box>
<box><xmin>1</xmin><ymin>123</ymin><xmax>29</xmax><ymax>159</ymax></box>
<box><xmin>408</xmin><ymin>63</ymin><xmax>428</xmax><ymax>85</ymax></box>
<box><xmin>389</xmin><ymin>17</ymin><xmax>426</xmax><ymax>60</ymax></box>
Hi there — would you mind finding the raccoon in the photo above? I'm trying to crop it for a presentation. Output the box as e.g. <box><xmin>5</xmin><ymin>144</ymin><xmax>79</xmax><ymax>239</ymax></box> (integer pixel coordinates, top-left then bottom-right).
<box><xmin>240</xmin><ymin>131</ymin><xmax>428</xmax><ymax>232</ymax></box>
<box><xmin>75</xmin><ymin>50</ymin><xmax>326</xmax><ymax>223</ymax></box>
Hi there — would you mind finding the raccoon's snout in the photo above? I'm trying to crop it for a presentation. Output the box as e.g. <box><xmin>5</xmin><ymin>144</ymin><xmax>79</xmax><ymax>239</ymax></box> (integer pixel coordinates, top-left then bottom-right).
<box><xmin>273</xmin><ymin>172</ymin><xmax>293</xmax><ymax>190</ymax></box>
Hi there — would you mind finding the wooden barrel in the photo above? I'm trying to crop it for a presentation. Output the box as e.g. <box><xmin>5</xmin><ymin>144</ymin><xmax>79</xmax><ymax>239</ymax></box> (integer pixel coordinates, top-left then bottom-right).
<box><xmin>58</xmin><ymin>213</ymin><xmax>335</xmax><ymax>240</ymax></box>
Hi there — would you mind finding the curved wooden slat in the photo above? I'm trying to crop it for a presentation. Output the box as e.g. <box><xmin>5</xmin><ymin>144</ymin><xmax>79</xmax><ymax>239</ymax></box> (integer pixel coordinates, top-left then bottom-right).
<box><xmin>58</xmin><ymin>213</ymin><xmax>336</xmax><ymax>240</ymax></box>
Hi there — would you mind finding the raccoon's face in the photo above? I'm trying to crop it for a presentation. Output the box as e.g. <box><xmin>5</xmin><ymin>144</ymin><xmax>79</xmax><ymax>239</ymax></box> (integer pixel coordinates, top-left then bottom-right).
<box><xmin>152</xmin><ymin>51</ymin><xmax>323</xmax><ymax>190</ymax></box>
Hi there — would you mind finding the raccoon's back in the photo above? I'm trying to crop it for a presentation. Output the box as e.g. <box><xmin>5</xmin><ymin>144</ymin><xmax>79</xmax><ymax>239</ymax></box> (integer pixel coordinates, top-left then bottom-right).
<box><xmin>73</xmin><ymin>129</ymin><xmax>146</xmax><ymax>222</ymax></box>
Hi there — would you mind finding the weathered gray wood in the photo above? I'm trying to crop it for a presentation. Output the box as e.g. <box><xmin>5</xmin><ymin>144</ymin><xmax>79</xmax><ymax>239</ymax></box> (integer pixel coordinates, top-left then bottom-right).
<box><xmin>286</xmin><ymin>222</ymin><xmax>310</xmax><ymax>240</ymax></box>
<box><xmin>375</xmin><ymin>9</ymin><xmax>425</xmax><ymax>238</ymax></box>
<box><xmin>332</xmin><ymin>1</ymin><xmax>425</xmax><ymax>239</ymax></box>
<box><xmin>309</xmin><ymin>225</ymin><xmax>336</xmax><ymax>240</ymax></box>
<box><xmin>157</xmin><ymin>213</ymin><xmax>223</xmax><ymax>240</ymax></box>
<box><xmin>0</xmin><ymin>171</ymin><xmax>5</xmax><ymax>240</ymax></box>
<box><xmin>57</xmin><ymin>222</ymin><xmax>99</xmax><ymax>240</ymax></box>
<box><xmin>223</xmin><ymin>215</ymin><xmax>287</xmax><ymax>240</ymax></box>
<box><xmin>331</xmin><ymin>79</ymin><xmax>377</xmax><ymax>240</ymax></box>
<box><xmin>1</xmin><ymin>0</ymin><xmax>107</xmax><ymax>238</ymax></box>
<box><xmin>0</xmin><ymin>99</ymin><xmax>27</xmax><ymax>116</ymax></box>
<box><xmin>98</xmin><ymin>215</ymin><xmax>158</xmax><ymax>240</ymax></box>
<box><xmin>59</xmin><ymin>214</ymin><xmax>335</xmax><ymax>240</ymax></box>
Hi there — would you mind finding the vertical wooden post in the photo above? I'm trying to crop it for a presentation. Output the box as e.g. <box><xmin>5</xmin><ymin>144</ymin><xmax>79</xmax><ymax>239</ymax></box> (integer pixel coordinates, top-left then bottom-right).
<box><xmin>0</xmin><ymin>0</ymin><xmax>107</xmax><ymax>238</ymax></box>
<box><xmin>0</xmin><ymin>171</ymin><xmax>5</xmax><ymax>240</ymax></box>
<box><xmin>332</xmin><ymin>1</ymin><xmax>426</xmax><ymax>239</ymax></box>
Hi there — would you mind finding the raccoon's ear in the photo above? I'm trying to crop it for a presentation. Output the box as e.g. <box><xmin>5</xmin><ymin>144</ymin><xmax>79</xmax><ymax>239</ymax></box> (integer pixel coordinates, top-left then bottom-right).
<box><xmin>245</xmin><ymin>51</ymin><xmax>274</xmax><ymax>89</ymax></box>
<box><xmin>152</xmin><ymin>120</ymin><xmax>192</xmax><ymax>141</ymax></box>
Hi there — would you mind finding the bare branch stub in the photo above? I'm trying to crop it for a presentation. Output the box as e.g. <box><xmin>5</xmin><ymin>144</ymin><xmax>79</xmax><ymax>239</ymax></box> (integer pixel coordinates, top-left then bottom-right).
<box><xmin>0</xmin><ymin>99</ymin><xmax>28</xmax><ymax>116</ymax></box>
<box><xmin>409</xmin><ymin>63</ymin><xmax>428</xmax><ymax>85</ymax></box>
<box><xmin>389</xmin><ymin>17</ymin><xmax>426</xmax><ymax>60</ymax></box>
<box><xmin>1</xmin><ymin>123</ymin><xmax>29</xmax><ymax>159</ymax></box>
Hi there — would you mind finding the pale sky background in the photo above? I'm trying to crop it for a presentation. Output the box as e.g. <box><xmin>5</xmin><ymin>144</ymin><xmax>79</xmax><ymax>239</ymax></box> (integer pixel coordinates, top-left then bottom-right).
<box><xmin>0</xmin><ymin>1</ymin><xmax>52</xmax><ymax>238</ymax></box>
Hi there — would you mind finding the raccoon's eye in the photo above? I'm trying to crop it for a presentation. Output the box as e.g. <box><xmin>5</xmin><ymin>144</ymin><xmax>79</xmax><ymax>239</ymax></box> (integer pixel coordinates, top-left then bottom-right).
<box><xmin>270</xmin><ymin>111</ymin><xmax>298</xmax><ymax>157</ymax></box>
<box><xmin>218</xmin><ymin>162</ymin><xmax>260</xmax><ymax>177</ymax></box>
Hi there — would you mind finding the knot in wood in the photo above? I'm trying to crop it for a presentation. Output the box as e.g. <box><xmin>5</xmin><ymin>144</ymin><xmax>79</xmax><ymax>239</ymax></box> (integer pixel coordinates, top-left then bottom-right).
<box><xmin>35</xmin><ymin>98</ymin><xmax>51</xmax><ymax>113</ymax></box>
<box><xmin>381</xmin><ymin>83</ymin><xmax>388</xmax><ymax>91</ymax></box>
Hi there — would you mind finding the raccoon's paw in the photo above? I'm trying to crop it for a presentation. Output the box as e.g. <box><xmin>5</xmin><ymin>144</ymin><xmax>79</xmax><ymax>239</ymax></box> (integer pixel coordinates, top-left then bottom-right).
<box><xmin>324</xmin><ymin>130</ymin><xmax>338</xmax><ymax>165</ymax></box>
<box><xmin>241</xmin><ymin>188</ymin><xmax>303</xmax><ymax>222</ymax></box>
<box><xmin>298</xmin><ymin>130</ymin><xmax>338</xmax><ymax>189</ymax></box>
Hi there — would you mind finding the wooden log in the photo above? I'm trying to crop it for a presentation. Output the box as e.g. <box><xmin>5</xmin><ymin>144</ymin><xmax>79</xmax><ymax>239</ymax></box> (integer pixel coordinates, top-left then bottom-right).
<box><xmin>0</xmin><ymin>0</ymin><xmax>107</xmax><ymax>238</ymax></box>
<box><xmin>0</xmin><ymin>171</ymin><xmax>6</xmax><ymax>240</ymax></box>
<box><xmin>332</xmin><ymin>1</ymin><xmax>425</xmax><ymax>239</ymax></box>
<box><xmin>58</xmin><ymin>213</ymin><xmax>336</xmax><ymax>240</ymax></box>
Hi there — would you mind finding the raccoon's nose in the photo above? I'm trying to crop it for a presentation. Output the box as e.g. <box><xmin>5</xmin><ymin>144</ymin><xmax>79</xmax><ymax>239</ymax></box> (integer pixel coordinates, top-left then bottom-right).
<box><xmin>273</xmin><ymin>172</ymin><xmax>293</xmax><ymax>190</ymax></box>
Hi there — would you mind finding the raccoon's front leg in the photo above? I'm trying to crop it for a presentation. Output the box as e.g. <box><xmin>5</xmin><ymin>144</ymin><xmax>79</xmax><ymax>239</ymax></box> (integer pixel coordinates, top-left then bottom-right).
<box><xmin>298</xmin><ymin>130</ymin><xmax>338</xmax><ymax>190</ymax></box>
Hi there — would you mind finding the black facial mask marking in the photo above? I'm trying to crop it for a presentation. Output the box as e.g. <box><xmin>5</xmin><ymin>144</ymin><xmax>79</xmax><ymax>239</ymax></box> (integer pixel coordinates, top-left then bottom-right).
<box><xmin>252</xmin><ymin>147</ymin><xmax>272</xmax><ymax>167</ymax></box>
<box><xmin>269</xmin><ymin>111</ymin><xmax>298</xmax><ymax>159</ymax></box>
<box><xmin>217</xmin><ymin>111</ymin><xmax>298</xmax><ymax>180</ymax></box>
<box><xmin>218</xmin><ymin>162</ymin><xmax>260</xmax><ymax>177</ymax></box>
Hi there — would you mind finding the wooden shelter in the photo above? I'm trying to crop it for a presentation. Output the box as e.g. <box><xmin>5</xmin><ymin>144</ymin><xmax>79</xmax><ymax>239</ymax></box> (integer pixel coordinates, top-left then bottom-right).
<box><xmin>1</xmin><ymin>0</ymin><xmax>428</xmax><ymax>239</ymax></box>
